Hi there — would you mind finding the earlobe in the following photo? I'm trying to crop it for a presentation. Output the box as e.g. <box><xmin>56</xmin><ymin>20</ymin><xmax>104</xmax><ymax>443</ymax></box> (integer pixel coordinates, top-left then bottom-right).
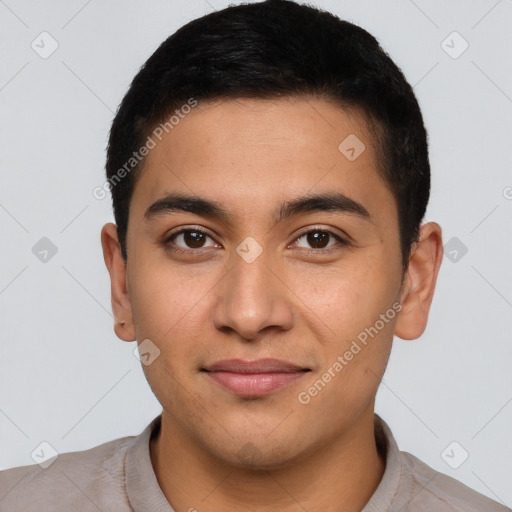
<box><xmin>100</xmin><ymin>223</ymin><xmax>137</xmax><ymax>342</ymax></box>
<box><xmin>394</xmin><ymin>222</ymin><xmax>444</xmax><ymax>341</ymax></box>
<box><xmin>113</xmin><ymin>319</ymin><xmax>135</xmax><ymax>342</ymax></box>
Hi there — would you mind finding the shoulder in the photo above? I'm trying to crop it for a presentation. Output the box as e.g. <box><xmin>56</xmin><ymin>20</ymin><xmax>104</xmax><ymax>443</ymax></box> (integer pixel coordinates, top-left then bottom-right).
<box><xmin>372</xmin><ymin>414</ymin><xmax>510</xmax><ymax>512</ymax></box>
<box><xmin>398</xmin><ymin>450</ymin><xmax>510</xmax><ymax>512</ymax></box>
<box><xmin>0</xmin><ymin>434</ymin><xmax>135</xmax><ymax>512</ymax></box>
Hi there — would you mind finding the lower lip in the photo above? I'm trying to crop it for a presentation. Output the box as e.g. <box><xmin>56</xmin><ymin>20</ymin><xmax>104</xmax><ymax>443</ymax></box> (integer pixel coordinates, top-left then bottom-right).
<box><xmin>204</xmin><ymin>371</ymin><xmax>306</xmax><ymax>397</ymax></box>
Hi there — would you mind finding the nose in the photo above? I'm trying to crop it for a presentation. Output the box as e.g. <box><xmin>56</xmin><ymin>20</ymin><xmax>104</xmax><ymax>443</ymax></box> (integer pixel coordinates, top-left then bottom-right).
<box><xmin>211</xmin><ymin>251</ymin><xmax>294</xmax><ymax>341</ymax></box>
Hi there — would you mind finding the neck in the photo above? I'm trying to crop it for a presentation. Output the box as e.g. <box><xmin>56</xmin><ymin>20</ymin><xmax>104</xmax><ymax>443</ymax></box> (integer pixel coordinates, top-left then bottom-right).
<box><xmin>150</xmin><ymin>406</ymin><xmax>386</xmax><ymax>512</ymax></box>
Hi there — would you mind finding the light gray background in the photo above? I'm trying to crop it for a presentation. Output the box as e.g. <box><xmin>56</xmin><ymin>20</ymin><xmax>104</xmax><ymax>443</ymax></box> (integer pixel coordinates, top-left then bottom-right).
<box><xmin>1</xmin><ymin>0</ymin><xmax>511</xmax><ymax>507</ymax></box>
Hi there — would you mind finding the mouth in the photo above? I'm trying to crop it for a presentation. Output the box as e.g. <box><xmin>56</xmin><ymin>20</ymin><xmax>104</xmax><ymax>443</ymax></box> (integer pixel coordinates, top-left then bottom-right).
<box><xmin>201</xmin><ymin>358</ymin><xmax>311</xmax><ymax>397</ymax></box>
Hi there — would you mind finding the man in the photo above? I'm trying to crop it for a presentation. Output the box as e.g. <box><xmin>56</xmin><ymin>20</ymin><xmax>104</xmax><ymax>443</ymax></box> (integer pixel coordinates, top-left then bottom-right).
<box><xmin>0</xmin><ymin>1</ymin><xmax>508</xmax><ymax>510</ymax></box>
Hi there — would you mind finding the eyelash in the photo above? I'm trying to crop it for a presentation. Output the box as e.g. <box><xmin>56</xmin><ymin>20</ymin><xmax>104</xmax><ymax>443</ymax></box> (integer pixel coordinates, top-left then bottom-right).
<box><xmin>163</xmin><ymin>226</ymin><xmax>348</xmax><ymax>256</ymax></box>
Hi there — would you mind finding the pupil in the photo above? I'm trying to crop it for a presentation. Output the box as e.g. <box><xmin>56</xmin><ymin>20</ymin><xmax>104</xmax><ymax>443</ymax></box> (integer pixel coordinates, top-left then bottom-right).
<box><xmin>307</xmin><ymin>231</ymin><xmax>328</xmax><ymax>249</ymax></box>
<box><xmin>184</xmin><ymin>231</ymin><xmax>205</xmax><ymax>248</ymax></box>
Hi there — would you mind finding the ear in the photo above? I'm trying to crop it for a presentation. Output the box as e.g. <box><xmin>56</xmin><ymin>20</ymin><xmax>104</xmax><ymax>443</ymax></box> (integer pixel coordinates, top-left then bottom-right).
<box><xmin>394</xmin><ymin>222</ymin><xmax>443</xmax><ymax>340</ymax></box>
<box><xmin>101</xmin><ymin>223</ymin><xmax>136</xmax><ymax>342</ymax></box>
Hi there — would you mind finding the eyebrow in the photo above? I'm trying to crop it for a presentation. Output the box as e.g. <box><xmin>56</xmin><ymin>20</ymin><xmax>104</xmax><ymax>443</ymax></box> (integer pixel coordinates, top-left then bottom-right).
<box><xmin>144</xmin><ymin>191</ymin><xmax>371</xmax><ymax>225</ymax></box>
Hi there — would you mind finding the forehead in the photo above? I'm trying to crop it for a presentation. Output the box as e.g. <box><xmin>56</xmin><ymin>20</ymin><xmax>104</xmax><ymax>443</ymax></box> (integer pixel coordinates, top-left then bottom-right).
<box><xmin>131</xmin><ymin>97</ymin><xmax>395</xmax><ymax>225</ymax></box>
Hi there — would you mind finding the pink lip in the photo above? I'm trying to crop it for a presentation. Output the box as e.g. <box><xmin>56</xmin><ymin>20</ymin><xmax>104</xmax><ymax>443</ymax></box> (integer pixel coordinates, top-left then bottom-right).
<box><xmin>202</xmin><ymin>358</ymin><xmax>309</xmax><ymax>397</ymax></box>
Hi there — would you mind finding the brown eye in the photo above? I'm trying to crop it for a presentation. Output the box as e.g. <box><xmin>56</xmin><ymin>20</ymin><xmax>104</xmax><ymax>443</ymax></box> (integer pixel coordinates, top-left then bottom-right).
<box><xmin>166</xmin><ymin>229</ymin><xmax>218</xmax><ymax>251</ymax></box>
<box><xmin>306</xmin><ymin>231</ymin><xmax>330</xmax><ymax>249</ymax></box>
<box><xmin>294</xmin><ymin>229</ymin><xmax>346</xmax><ymax>251</ymax></box>
<box><xmin>182</xmin><ymin>230</ymin><xmax>207</xmax><ymax>248</ymax></box>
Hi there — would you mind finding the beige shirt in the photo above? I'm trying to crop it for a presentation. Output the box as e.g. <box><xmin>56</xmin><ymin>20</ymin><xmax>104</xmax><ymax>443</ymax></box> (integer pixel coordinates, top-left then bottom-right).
<box><xmin>0</xmin><ymin>414</ymin><xmax>509</xmax><ymax>511</ymax></box>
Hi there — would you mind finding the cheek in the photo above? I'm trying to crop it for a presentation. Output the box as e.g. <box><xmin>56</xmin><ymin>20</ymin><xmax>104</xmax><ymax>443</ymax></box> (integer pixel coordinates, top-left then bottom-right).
<box><xmin>127</xmin><ymin>259</ymin><xmax>223</xmax><ymax>386</ymax></box>
<box><xmin>128</xmin><ymin>254</ymin><xmax>216</xmax><ymax>339</ymax></box>
<box><xmin>129</xmin><ymin>265</ymin><xmax>206</xmax><ymax>394</ymax></box>
<box><xmin>297</xmin><ymin>270</ymin><xmax>396</xmax><ymax>422</ymax></box>
<box><xmin>290</xmin><ymin>256</ymin><xmax>396</xmax><ymax>334</ymax></box>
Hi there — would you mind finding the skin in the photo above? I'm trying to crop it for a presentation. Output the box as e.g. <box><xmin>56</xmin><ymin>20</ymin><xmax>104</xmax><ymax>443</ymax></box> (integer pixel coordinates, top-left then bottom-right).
<box><xmin>101</xmin><ymin>97</ymin><xmax>443</xmax><ymax>512</ymax></box>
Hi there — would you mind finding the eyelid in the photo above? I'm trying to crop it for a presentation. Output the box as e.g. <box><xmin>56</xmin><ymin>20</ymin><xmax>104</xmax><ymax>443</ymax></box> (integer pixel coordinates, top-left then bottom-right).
<box><xmin>289</xmin><ymin>226</ymin><xmax>349</xmax><ymax>251</ymax></box>
<box><xmin>164</xmin><ymin>226</ymin><xmax>219</xmax><ymax>249</ymax></box>
<box><xmin>287</xmin><ymin>233</ymin><xmax>349</xmax><ymax>257</ymax></box>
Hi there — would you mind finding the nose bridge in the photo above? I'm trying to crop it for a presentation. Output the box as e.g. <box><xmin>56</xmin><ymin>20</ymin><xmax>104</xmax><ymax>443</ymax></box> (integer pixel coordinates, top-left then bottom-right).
<box><xmin>212</xmin><ymin>245</ymin><xmax>293</xmax><ymax>339</ymax></box>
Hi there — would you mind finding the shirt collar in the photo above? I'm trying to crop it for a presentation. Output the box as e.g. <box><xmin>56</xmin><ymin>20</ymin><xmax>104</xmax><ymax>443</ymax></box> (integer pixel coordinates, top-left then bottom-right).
<box><xmin>125</xmin><ymin>414</ymin><xmax>175</xmax><ymax>512</ymax></box>
<box><xmin>362</xmin><ymin>413</ymin><xmax>403</xmax><ymax>511</ymax></box>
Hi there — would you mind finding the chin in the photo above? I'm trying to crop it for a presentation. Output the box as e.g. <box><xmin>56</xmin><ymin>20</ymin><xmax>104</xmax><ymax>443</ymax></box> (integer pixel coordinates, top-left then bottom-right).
<box><xmin>207</xmin><ymin>434</ymin><xmax>306</xmax><ymax>471</ymax></box>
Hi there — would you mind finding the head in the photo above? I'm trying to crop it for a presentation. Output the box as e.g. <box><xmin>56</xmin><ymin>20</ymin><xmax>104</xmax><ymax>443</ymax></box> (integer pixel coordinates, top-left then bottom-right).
<box><xmin>101</xmin><ymin>0</ymin><xmax>442</xmax><ymax>468</ymax></box>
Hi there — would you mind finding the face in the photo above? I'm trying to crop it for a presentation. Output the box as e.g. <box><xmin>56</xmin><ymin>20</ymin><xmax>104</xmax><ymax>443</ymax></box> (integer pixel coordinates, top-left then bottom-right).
<box><xmin>111</xmin><ymin>97</ymin><xmax>410</xmax><ymax>467</ymax></box>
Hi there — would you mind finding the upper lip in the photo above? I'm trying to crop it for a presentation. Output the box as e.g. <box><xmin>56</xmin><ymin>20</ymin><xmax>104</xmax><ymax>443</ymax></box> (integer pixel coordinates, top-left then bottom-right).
<box><xmin>202</xmin><ymin>358</ymin><xmax>309</xmax><ymax>373</ymax></box>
